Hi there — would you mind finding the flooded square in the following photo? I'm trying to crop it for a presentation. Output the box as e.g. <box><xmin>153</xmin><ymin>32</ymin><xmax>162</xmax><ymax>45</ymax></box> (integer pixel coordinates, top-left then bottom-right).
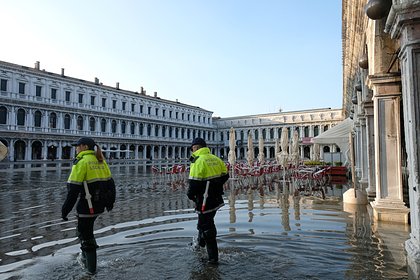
<box><xmin>0</xmin><ymin>164</ymin><xmax>409</xmax><ymax>279</ymax></box>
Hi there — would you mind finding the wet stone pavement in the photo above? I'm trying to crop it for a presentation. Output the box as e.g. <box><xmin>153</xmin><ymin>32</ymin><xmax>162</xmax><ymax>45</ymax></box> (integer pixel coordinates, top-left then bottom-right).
<box><xmin>0</xmin><ymin>164</ymin><xmax>410</xmax><ymax>279</ymax></box>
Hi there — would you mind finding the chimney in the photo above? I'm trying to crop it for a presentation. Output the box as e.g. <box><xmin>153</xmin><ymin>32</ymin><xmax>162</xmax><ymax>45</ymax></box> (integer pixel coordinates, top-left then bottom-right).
<box><xmin>94</xmin><ymin>77</ymin><xmax>99</xmax><ymax>85</ymax></box>
<box><xmin>116</xmin><ymin>82</ymin><xmax>119</xmax><ymax>89</ymax></box>
<box><xmin>154</xmin><ymin>91</ymin><xmax>158</xmax><ymax>97</ymax></box>
<box><xmin>141</xmin><ymin>86</ymin><xmax>144</xmax><ymax>94</ymax></box>
<box><xmin>35</xmin><ymin>61</ymin><xmax>40</xmax><ymax>70</ymax></box>
<box><xmin>61</xmin><ymin>68</ymin><xmax>65</xmax><ymax>76</ymax></box>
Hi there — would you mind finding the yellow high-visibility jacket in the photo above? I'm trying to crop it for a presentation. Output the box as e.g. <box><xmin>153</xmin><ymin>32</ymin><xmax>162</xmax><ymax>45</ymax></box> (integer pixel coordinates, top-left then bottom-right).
<box><xmin>187</xmin><ymin>147</ymin><xmax>229</xmax><ymax>214</ymax></box>
<box><xmin>62</xmin><ymin>150</ymin><xmax>115</xmax><ymax>218</ymax></box>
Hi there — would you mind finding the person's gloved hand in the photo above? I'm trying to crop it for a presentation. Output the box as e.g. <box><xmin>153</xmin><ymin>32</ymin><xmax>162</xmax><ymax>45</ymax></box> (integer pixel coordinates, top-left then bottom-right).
<box><xmin>62</xmin><ymin>215</ymin><xmax>68</xmax><ymax>221</ymax></box>
<box><xmin>106</xmin><ymin>205</ymin><xmax>113</xmax><ymax>212</ymax></box>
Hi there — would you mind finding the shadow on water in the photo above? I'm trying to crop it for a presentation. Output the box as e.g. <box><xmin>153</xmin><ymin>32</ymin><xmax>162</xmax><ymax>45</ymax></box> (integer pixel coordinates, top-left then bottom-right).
<box><xmin>0</xmin><ymin>164</ymin><xmax>410</xmax><ymax>279</ymax></box>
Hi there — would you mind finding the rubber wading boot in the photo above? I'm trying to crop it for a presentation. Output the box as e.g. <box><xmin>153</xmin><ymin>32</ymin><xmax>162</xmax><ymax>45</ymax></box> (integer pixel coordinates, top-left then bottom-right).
<box><xmin>206</xmin><ymin>239</ymin><xmax>219</xmax><ymax>264</ymax></box>
<box><xmin>81</xmin><ymin>239</ymin><xmax>99</xmax><ymax>274</ymax></box>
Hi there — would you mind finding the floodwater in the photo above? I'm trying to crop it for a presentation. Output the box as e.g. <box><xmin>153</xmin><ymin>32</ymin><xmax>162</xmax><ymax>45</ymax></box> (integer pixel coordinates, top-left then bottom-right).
<box><xmin>0</xmin><ymin>164</ymin><xmax>410</xmax><ymax>280</ymax></box>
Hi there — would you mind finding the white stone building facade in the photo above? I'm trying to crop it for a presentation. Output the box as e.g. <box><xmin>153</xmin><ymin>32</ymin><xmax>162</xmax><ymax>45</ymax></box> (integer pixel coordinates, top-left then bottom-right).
<box><xmin>0</xmin><ymin>60</ymin><xmax>343</xmax><ymax>163</ymax></box>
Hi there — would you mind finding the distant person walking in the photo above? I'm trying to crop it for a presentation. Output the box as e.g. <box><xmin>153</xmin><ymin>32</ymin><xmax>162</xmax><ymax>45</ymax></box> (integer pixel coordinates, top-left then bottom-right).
<box><xmin>62</xmin><ymin>137</ymin><xmax>116</xmax><ymax>274</ymax></box>
<box><xmin>187</xmin><ymin>137</ymin><xmax>229</xmax><ymax>264</ymax></box>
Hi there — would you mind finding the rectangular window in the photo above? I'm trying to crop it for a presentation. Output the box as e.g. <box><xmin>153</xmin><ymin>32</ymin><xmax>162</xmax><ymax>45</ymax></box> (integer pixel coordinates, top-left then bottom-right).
<box><xmin>19</xmin><ymin>82</ymin><xmax>25</xmax><ymax>94</ymax></box>
<box><xmin>102</xmin><ymin>98</ymin><xmax>106</xmax><ymax>107</ymax></box>
<box><xmin>90</xmin><ymin>96</ymin><xmax>95</xmax><ymax>106</ymax></box>
<box><xmin>162</xmin><ymin>110</ymin><xmax>166</xmax><ymax>117</ymax></box>
<box><xmin>112</xmin><ymin>100</ymin><xmax>117</xmax><ymax>109</ymax></box>
<box><xmin>65</xmin><ymin>91</ymin><xmax>71</xmax><ymax>102</ymax></box>
<box><xmin>176</xmin><ymin>112</ymin><xmax>179</xmax><ymax>119</ymax></box>
<box><xmin>0</xmin><ymin>79</ymin><xmax>6</xmax><ymax>91</ymax></box>
<box><xmin>51</xmin><ymin>88</ymin><xmax>57</xmax><ymax>99</ymax></box>
<box><xmin>36</xmin><ymin>85</ymin><xmax>42</xmax><ymax>97</ymax></box>
<box><xmin>122</xmin><ymin>102</ymin><xmax>126</xmax><ymax>110</ymax></box>
<box><xmin>78</xmin><ymin>93</ymin><xmax>83</xmax><ymax>103</ymax></box>
<box><xmin>140</xmin><ymin>105</ymin><xmax>143</xmax><ymax>113</ymax></box>
<box><xmin>169</xmin><ymin>111</ymin><xmax>172</xmax><ymax>118</ymax></box>
<box><xmin>155</xmin><ymin>108</ymin><xmax>159</xmax><ymax>115</ymax></box>
<box><xmin>131</xmin><ymin>103</ymin><xmax>135</xmax><ymax>112</ymax></box>
<box><xmin>148</xmin><ymin>107</ymin><xmax>151</xmax><ymax>114</ymax></box>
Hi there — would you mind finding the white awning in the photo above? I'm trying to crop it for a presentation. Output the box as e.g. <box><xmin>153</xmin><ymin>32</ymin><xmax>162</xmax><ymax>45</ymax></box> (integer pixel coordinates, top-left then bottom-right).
<box><xmin>313</xmin><ymin>118</ymin><xmax>354</xmax><ymax>164</ymax></box>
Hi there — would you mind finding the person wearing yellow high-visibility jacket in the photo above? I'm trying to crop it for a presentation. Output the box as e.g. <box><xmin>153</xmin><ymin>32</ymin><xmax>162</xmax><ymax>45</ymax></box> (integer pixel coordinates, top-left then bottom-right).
<box><xmin>187</xmin><ymin>137</ymin><xmax>229</xmax><ymax>264</ymax></box>
<box><xmin>62</xmin><ymin>137</ymin><xmax>116</xmax><ymax>275</ymax></box>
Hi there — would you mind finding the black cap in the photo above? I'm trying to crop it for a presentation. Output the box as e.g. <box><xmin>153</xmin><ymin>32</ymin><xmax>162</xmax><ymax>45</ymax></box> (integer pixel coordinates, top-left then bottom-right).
<box><xmin>191</xmin><ymin>137</ymin><xmax>207</xmax><ymax>148</ymax></box>
<box><xmin>71</xmin><ymin>137</ymin><xmax>96</xmax><ymax>149</ymax></box>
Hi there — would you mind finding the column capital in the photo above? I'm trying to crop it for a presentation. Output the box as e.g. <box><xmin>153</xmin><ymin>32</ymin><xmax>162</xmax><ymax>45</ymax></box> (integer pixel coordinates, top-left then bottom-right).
<box><xmin>387</xmin><ymin>3</ymin><xmax>420</xmax><ymax>40</ymax></box>
<box><xmin>362</xmin><ymin>100</ymin><xmax>374</xmax><ymax>116</ymax></box>
<box><xmin>367</xmin><ymin>73</ymin><xmax>401</xmax><ymax>98</ymax></box>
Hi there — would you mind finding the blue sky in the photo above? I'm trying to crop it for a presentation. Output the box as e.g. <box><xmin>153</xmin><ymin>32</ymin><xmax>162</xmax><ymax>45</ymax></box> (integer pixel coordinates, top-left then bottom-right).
<box><xmin>1</xmin><ymin>0</ymin><xmax>342</xmax><ymax>117</ymax></box>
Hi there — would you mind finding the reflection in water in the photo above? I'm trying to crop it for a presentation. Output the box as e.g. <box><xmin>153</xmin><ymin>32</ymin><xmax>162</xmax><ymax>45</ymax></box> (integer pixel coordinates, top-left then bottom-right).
<box><xmin>0</xmin><ymin>165</ymin><xmax>411</xmax><ymax>279</ymax></box>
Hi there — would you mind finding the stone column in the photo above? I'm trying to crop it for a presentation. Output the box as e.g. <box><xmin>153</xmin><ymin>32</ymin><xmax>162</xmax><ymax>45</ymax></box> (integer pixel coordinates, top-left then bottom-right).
<box><xmin>354</xmin><ymin>119</ymin><xmax>362</xmax><ymax>177</ymax></box>
<box><xmin>134</xmin><ymin>144</ymin><xmax>139</xmax><ymax>159</ymax></box>
<box><xmin>8</xmin><ymin>141</ymin><xmax>14</xmax><ymax>162</ymax></box>
<box><xmin>42</xmin><ymin>140</ymin><xmax>48</xmax><ymax>160</ymax></box>
<box><xmin>364</xmin><ymin>98</ymin><xmax>376</xmax><ymax>198</ymax></box>
<box><xmin>25</xmin><ymin>141</ymin><xmax>31</xmax><ymax>161</ymax></box>
<box><xmin>57</xmin><ymin>141</ymin><xmax>62</xmax><ymax>160</ymax></box>
<box><xmin>358</xmin><ymin>117</ymin><xmax>368</xmax><ymax>189</ymax></box>
<box><xmin>388</xmin><ymin>3</ymin><xmax>420</xmax><ymax>277</ymax></box>
<box><xmin>368</xmin><ymin>74</ymin><xmax>409</xmax><ymax>223</ymax></box>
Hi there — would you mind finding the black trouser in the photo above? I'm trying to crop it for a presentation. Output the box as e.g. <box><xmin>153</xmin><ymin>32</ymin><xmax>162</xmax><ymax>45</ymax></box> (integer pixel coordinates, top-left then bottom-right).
<box><xmin>77</xmin><ymin>216</ymin><xmax>98</xmax><ymax>273</ymax></box>
<box><xmin>77</xmin><ymin>216</ymin><xmax>99</xmax><ymax>253</ymax></box>
<box><xmin>77</xmin><ymin>216</ymin><xmax>97</xmax><ymax>241</ymax></box>
<box><xmin>197</xmin><ymin>211</ymin><xmax>217</xmax><ymax>235</ymax></box>
<box><xmin>197</xmin><ymin>211</ymin><xmax>218</xmax><ymax>261</ymax></box>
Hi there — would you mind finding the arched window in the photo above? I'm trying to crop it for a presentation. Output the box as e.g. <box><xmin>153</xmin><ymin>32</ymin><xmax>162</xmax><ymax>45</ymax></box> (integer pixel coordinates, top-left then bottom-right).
<box><xmin>155</xmin><ymin>125</ymin><xmax>159</xmax><ymax>137</ymax></box>
<box><xmin>49</xmin><ymin>112</ymin><xmax>56</xmax><ymax>128</ymax></box>
<box><xmin>169</xmin><ymin>126</ymin><xmax>173</xmax><ymax>138</ymax></box>
<box><xmin>175</xmin><ymin>128</ymin><xmax>179</xmax><ymax>138</ymax></box>
<box><xmin>269</xmin><ymin>128</ymin><xmax>274</xmax><ymax>139</ymax></box>
<box><xmin>324</xmin><ymin>125</ymin><xmax>329</xmax><ymax>132</ymax></box>
<box><xmin>130</xmin><ymin>122</ymin><xmax>135</xmax><ymax>134</ymax></box>
<box><xmin>34</xmin><ymin>110</ymin><xmax>42</xmax><ymax>127</ymax></box>
<box><xmin>111</xmin><ymin>120</ymin><xmax>117</xmax><ymax>133</ymax></box>
<box><xmin>77</xmin><ymin>116</ymin><xmax>84</xmax><ymax>130</ymax></box>
<box><xmin>314</xmin><ymin>126</ymin><xmax>319</xmax><ymax>136</ymax></box>
<box><xmin>121</xmin><ymin>121</ymin><xmax>126</xmax><ymax>134</ymax></box>
<box><xmin>64</xmin><ymin>114</ymin><xmax>71</xmax><ymax>129</ymax></box>
<box><xmin>162</xmin><ymin>125</ymin><xmax>166</xmax><ymax>137</ymax></box>
<box><xmin>147</xmin><ymin>124</ymin><xmax>152</xmax><ymax>136</ymax></box>
<box><xmin>139</xmin><ymin>123</ymin><xmax>144</xmax><ymax>135</ymax></box>
<box><xmin>304</xmin><ymin>126</ymin><xmax>309</xmax><ymax>137</ymax></box>
<box><xmin>254</xmin><ymin>129</ymin><xmax>258</xmax><ymax>140</ymax></box>
<box><xmin>17</xmin><ymin>108</ymin><xmax>26</xmax><ymax>126</ymax></box>
<box><xmin>89</xmin><ymin>117</ymin><xmax>95</xmax><ymax>132</ymax></box>
<box><xmin>101</xmin><ymin>118</ymin><xmax>106</xmax><ymax>132</ymax></box>
<box><xmin>220</xmin><ymin>132</ymin><xmax>224</xmax><ymax>141</ymax></box>
<box><xmin>0</xmin><ymin>106</ymin><xmax>7</xmax><ymax>124</ymax></box>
